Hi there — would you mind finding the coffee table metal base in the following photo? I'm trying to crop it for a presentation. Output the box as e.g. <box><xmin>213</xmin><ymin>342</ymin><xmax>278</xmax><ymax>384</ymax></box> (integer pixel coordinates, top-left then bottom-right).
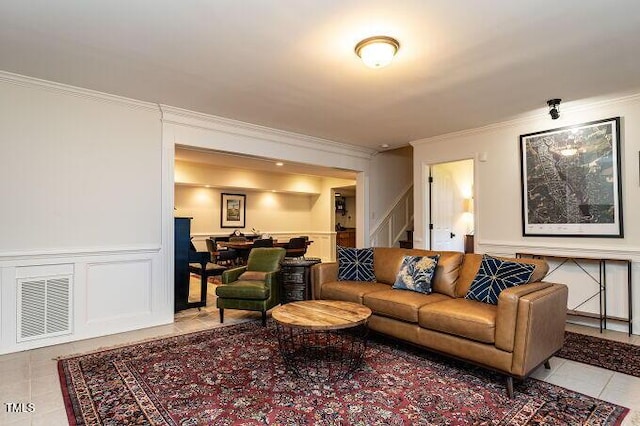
<box><xmin>275</xmin><ymin>323</ymin><xmax>368</xmax><ymax>382</ymax></box>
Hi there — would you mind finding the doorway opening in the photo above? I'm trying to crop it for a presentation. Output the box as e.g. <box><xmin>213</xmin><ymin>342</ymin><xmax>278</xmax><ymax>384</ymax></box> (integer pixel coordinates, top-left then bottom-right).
<box><xmin>333</xmin><ymin>185</ymin><xmax>356</xmax><ymax>247</ymax></box>
<box><xmin>429</xmin><ymin>159</ymin><xmax>475</xmax><ymax>252</ymax></box>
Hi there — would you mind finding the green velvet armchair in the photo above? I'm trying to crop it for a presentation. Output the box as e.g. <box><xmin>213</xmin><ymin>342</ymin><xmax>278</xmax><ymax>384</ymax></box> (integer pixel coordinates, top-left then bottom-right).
<box><xmin>215</xmin><ymin>247</ymin><xmax>285</xmax><ymax>326</ymax></box>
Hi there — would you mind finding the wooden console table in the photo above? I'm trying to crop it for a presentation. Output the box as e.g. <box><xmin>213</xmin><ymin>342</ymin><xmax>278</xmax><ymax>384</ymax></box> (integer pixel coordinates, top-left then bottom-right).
<box><xmin>516</xmin><ymin>253</ymin><xmax>633</xmax><ymax>335</ymax></box>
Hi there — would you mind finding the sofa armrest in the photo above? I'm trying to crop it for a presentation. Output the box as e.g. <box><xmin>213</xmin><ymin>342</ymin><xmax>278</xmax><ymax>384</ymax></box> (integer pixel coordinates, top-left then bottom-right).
<box><xmin>311</xmin><ymin>262</ymin><xmax>338</xmax><ymax>299</ymax></box>
<box><xmin>509</xmin><ymin>282</ymin><xmax>568</xmax><ymax>377</ymax></box>
<box><xmin>495</xmin><ymin>282</ymin><xmax>552</xmax><ymax>351</ymax></box>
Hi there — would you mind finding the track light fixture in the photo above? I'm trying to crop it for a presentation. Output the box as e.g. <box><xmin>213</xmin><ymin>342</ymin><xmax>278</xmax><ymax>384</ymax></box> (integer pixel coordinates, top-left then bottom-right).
<box><xmin>547</xmin><ymin>98</ymin><xmax>561</xmax><ymax>120</ymax></box>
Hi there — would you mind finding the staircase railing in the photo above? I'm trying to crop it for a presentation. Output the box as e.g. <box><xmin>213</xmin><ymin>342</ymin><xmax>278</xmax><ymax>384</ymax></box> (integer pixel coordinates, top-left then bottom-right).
<box><xmin>369</xmin><ymin>185</ymin><xmax>414</xmax><ymax>248</ymax></box>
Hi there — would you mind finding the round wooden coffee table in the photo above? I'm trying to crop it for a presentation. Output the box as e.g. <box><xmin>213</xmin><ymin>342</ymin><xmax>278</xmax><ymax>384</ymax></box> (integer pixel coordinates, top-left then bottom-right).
<box><xmin>272</xmin><ymin>300</ymin><xmax>372</xmax><ymax>382</ymax></box>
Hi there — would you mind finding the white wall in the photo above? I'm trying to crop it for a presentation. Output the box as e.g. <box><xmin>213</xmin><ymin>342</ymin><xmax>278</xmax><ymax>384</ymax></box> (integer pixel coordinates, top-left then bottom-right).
<box><xmin>0</xmin><ymin>78</ymin><xmax>162</xmax><ymax>251</ymax></box>
<box><xmin>0</xmin><ymin>73</ymin><xmax>166</xmax><ymax>354</ymax></box>
<box><xmin>412</xmin><ymin>93</ymin><xmax>640</xmax><ymax>334</ymax></box>
<box><xmin>369</xmin><ymin>146</ymin><xmax>413</xmax><ymax>234</ymax></box>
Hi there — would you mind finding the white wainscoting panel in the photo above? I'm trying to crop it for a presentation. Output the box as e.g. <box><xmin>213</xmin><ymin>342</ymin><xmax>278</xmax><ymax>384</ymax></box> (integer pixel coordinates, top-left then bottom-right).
<box><xmin>0</xmin><ymin>246</ymin><xmax>168</xmax><ymax>355</ymax></box>
<box><xmin>85</xmin><ymin>260</ymin><xmax>153</xmax><ymax>323</ymax></box>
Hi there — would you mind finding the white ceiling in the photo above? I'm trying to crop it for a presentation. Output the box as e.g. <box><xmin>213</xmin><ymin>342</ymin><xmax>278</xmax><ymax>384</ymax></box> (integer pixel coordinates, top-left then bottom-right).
<box><xmin>2</xmin><ymin>1</ymin><xmax>640</xmax><ymax>150</ymax></box>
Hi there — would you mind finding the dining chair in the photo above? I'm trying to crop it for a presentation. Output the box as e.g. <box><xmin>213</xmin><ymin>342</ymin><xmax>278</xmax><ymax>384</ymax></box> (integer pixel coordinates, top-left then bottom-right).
<box><xmin>285</xmin><ymin>237</ymin><xmax>307</xmax><ymax>259</ymax></box>
<box><xmin>189</xmin><ymin>240</ymin><xmax>227</xmax><ymax>283</ymax></box>
<box><xmin>215</xmin><ymin>247</ymin><xmax>286</xmax><ymax>326</ymax></box>
<box><xmin>252</xmin><ymin>238</ymin><xmax>274</xmax><ymax>248</ymax></box>
<box><xmin>207</xmin><ymin>238</ymin><xmax>237</xmax><ymax>267</ymax></box>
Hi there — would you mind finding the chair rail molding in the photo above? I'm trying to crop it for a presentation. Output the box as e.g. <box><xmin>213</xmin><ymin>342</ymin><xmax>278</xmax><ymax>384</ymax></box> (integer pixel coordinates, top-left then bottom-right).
<box><xmin>479</xmin><ymin>240</ymin><xmax>640</xmax><ymax>262</ymax></box>
<box><xmin>0</xmin><ymin>245</ymin><xmax>161</xmax><ymax>264</ymax></box>
<box><xmin>370</xmin><ymin>184</ymin><xmax>414</xmax><ymax>248</ymax></box>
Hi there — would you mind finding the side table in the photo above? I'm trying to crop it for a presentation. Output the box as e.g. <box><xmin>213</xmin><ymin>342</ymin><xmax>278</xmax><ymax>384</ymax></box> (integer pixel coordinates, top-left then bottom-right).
<box><xmin>272</xmin><ymin>300</ymin><xmax>372</xmax><ymax>382</ymax></box>
<box><xmin>279</xmin><ymin>258</ymin><xmax>321</xmax><ymax>303</ymax></box>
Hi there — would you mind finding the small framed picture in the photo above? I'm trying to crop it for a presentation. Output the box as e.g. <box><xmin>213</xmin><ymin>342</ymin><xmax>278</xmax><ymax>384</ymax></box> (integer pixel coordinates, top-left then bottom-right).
<box><xmin>221</xmin><ymin>193</ymin><xmax>246</xmax><ymax>228</ymax></box>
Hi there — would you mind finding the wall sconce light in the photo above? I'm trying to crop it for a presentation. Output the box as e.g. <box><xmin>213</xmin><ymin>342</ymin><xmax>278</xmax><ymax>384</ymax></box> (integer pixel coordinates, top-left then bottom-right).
<box><xmin>355</xmin><ymin>36</ymin><xmax>400</xmax><ymax>69</ymax></box>
<box><xmin>463</xmin><ymin>198</ymin><xmax>473</xmax><ymax>214</ymax></box>
<box><xmin>547</xmin><ymin>98</ymin><xmax>561</xmax><ymax>120</ymax></box>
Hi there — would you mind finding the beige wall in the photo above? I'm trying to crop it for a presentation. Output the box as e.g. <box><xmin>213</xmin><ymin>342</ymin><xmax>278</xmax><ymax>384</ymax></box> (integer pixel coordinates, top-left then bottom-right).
<box><xmin>175</xmin><ymin>186</ymin><xmax>314</xmax><ymax>235</ymax></box>
<box><xmin>175</xmin><ymin>160</ymin><xmax>324</xmax><ymax>194</ymax></box>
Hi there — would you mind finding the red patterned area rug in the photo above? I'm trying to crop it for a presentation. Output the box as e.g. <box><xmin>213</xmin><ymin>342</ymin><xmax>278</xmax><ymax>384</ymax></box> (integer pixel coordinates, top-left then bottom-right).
<box><xmin>58</xmin><ymin>322</ymin><xmax>628</xmax><ymax>425</ymax></box>
<box><xmin>558</xmin><ymin>331</ymin><xmax>640</xmax><ymax>378</ymax></box>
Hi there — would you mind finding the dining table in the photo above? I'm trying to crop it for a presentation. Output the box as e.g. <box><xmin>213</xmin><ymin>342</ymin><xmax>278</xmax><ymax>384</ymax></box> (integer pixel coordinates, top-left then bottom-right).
<box><xmin>219</xmin><ymin>239</ymin><xmax>313</xmax><ymax>263</ymax></box>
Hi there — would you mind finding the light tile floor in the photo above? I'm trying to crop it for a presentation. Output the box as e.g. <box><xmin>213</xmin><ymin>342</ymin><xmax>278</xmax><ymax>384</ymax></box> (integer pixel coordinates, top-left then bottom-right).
<box><xmin>1</xmin><ymin>278</ymin><xmax>639</xmax><ymax>425</ymax></box>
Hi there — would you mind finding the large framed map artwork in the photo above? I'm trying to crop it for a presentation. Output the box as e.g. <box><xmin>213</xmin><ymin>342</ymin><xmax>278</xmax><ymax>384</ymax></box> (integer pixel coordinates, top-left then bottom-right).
<box><xmin>520</xmin><ymin>117</ymin><xmax>623</xmax><ymax>237</ymax></box>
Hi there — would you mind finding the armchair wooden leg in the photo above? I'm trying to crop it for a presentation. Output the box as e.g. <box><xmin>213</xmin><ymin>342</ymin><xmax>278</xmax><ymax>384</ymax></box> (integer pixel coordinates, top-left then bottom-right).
<box><xmin>506</xmin><ymin>376</ymin><xmax>514</xmax><ymax>399</ymax></box>
<box><xmin>219</xmin><ymin>308</ymin><xmax>224</xmax><ymax>324</ymax></box>
<box><xmin>261</xmin><ymin>311</ymin><xmax>267</xmax><ymax>326</ymax></box>
<box><xmin>544</xmin><ymin>359</ymin><xmax>551</xmax><ymax>369</ymax></box>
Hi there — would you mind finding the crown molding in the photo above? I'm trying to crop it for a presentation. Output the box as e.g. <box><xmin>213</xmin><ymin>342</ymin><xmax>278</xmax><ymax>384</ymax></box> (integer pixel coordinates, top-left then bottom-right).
<box><xmin>0</xmin><ymin>70</ymin><xmax>159</xmax><ymax>112</ymax></box>
<box><xmin>160</xmin><ymin>105</ymin><xmax>376</xmax><ymax>161</ymax></box>
<box><xmin>410</xmin><ymin>90</ymin><xmax>640</xmax><ymax>147</ymax></box>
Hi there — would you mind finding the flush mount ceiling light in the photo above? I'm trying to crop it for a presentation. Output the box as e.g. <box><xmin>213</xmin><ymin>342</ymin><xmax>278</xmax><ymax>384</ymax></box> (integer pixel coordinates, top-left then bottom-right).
<box><xmin>355</xmin><ymin>36</ymin><xmax>400</xmax><ymax>68</ymax></box>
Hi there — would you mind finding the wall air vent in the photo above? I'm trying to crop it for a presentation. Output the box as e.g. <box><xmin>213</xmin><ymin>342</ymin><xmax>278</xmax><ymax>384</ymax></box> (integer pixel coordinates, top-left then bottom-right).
<box><xmin>17</xmin><ymin>276</ymin><xmax>72</xmax><ymax>342</ymax></box>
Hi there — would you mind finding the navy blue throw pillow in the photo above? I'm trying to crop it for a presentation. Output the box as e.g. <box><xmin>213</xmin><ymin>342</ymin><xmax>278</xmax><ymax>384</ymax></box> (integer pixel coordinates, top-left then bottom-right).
<box><xmin>465</xmin><ymin>255</ymin><xmax>535</xmax><ymax>305</ymax></box>
<box><xmin>337</xmin><ymin>246</ymin><xmax>375</xmax><ymax>282</ymax></box>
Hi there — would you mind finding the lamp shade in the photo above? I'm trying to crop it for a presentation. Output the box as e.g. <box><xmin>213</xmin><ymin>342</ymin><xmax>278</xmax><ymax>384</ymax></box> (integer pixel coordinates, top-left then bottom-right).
<box><xmin>463</xmin><ymin>198</ymin><xmax>473</xmax><ymax>213</ymax></box>
<box><xmin>355</xmin><ymin>36</ymin><xmax>400</xmax><ymax>68</ymax></box>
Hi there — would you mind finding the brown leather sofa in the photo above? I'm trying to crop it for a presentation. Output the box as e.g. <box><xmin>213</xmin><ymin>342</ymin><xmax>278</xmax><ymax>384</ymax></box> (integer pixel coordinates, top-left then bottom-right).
<box><xmin>311</xmin><ymin>247</ymin><xmax>568</xmax><ymax>397</ymax></box>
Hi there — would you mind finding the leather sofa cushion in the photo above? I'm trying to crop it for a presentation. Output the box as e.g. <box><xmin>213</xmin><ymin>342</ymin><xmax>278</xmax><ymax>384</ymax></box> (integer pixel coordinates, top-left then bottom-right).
<box><xmin>364</xmin><ymin>289</ymin><xmax>450</xmax><ymax>323</ymax></box>
<box><xmin>321</xmin><ymin>281</ymin><xmax>390</xmax><ymax>304</ymax></box>
<box><xmin>215</xmin><ymin>281</ymin><xmax>269</xmax><ymax>300</ymax></box>
<box><xmin>455</xmin><ymin>254</ymin><xmax>549</xmax><ymax>298</ymax></box>
<box><xmin>373</xmin><ymin>248</ymin><xmax>463</xmax><ymax>297</ymax></box>
<box><xmin>419</xmin><ymin>299</ymin><xmax>497</xmax><ymax>344</ymax></box>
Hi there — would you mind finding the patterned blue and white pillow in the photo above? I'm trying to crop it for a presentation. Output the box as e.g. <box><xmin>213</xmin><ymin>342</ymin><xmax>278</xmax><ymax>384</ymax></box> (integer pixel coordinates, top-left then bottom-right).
<box><xmin>337</xmin><ymin>246</ymin><xmax>375</xmax><ymax>282</ymax></box>
<box><xmin>392</xmin><ymin>255</ymin><xmax>439</xmax><ymax>294</ymax></box>
<box><xmin>465</xmin><ymin>255</ymin><xmax>535</xmax><ymax>305</ymax></box>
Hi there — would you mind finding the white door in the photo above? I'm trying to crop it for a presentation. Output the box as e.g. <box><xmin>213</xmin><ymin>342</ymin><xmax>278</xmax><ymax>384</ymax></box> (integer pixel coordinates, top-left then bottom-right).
<box><xmin>430</xmin><ymin>165</ymin><xmax>455</xmax><ymax>250</ymax></box>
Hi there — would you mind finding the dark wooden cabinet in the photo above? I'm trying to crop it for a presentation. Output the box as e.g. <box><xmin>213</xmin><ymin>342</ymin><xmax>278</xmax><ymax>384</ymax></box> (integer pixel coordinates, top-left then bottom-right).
<box><xmin>464</xmin><ymin>234</ymin><xmax>474</xmax><ymax>254</ymax></box>
<box><xmin>279</xmin><ymin>258</ymin><xmax>321</xmax><ymax>303</ymax></box>
<box><xmin>336</xmin><ymin>229</ymin><xmax>356</xmax><ymax>247</ymax></box>
<box><xmin>398</xmin><ymin>230</ymin><xmax>414</xmax><ymax>249</ymax></box>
